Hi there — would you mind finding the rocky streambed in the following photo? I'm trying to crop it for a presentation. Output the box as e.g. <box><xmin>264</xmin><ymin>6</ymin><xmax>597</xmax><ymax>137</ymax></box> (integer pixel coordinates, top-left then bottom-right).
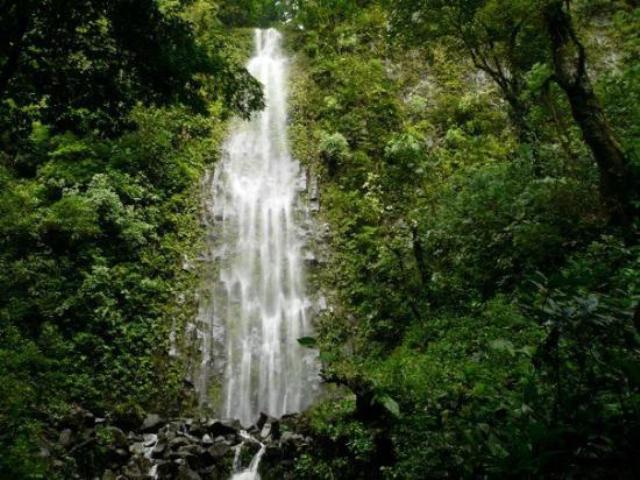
<box><xmin>48</xmin><ymin>408</ymin><xmax>312</xmax><ymax>480</ymax></box>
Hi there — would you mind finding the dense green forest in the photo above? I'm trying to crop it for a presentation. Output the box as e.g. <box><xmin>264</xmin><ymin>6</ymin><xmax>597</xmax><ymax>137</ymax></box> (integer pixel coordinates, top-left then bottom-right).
<box><xmin>1</xmin><ymin>0</ymin><xmax>639</xmax><ymax>479</ymax></box>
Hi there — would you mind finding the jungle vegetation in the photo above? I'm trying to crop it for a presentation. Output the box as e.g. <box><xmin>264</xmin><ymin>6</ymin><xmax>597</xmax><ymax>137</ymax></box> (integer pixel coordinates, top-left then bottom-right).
<box><xmin>1</xmin><ymin>0</ymin><xmax>639</xmax><ymax>479</ymax></box>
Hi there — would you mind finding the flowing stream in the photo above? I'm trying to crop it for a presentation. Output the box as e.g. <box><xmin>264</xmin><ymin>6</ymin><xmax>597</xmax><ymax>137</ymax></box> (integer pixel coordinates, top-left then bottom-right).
<box><xmin>195</xmin><ymin>27</ymin><xmax>319</xmax><ymax>447</ymax></box>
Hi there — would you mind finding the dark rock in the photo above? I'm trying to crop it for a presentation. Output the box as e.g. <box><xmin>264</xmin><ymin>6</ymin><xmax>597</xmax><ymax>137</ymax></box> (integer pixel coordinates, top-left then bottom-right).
<box><xmin>271</xmin><ymin>421</ymin><xmax>281</xmax><ymax>440</ymax></box>
<box><xmin>141</xmin><ymin>414</ymin><xmax>164</xmax><ymax>433</ymax></box>
<box><xmin>157</xmin><ymin>461</ymin><xmax>179</xmax><ymax>479</ymax></box>
<box><xmin>62</xmin><ymin>406</ymin><xmax>95</xmax><ymax>429</ymax></box>
<box><xmin>164</xmin><ymin>421</ymin><xmax>182</xmax><ymax>434</ymax></box>
<box><xmin>256</xmin><ymin>413</ymin><xmax>270</xmax><ymax>430</ymax></box>
<box><xmin>180</xmin><ymin>432</ymin><xmax>201</xmax><ymax>443</ymax></box>
<box><xmin>182</xmin><ymin>448</ymin><xmax>206</xmax><ymax>470</ymax></box>
<box><xmin>168</xmin><ymin>436</ymin><xmax>190</xmax><ymax>450</ymax></box>
<box><xmin>188</xmin><ymin>419</ymin><xmax>206</xmax><ymax>437</ymax></box>
<box><xmin>121</xmin><ymin>462</ymin><xmax>145</xmax><ymax>479</ymax></box>
<box><xmin>143</xmin><ymin>435</ymin><xmax>157</xmax><ymax>448</ymax></box>
<box><xmin>279</xmin><ymin>431</ymin><xmax>306</xmax><ymax>455</ymax></box>
<box><xmin>247</xmin><ymin>424</ymin><xmax>260</xmax><ymax>436</ymax></box>
<box><xmin>128</xmin><ymin>441</ymin><xmax>146</xmax><ymax>456</ymax></box>
<box><xmin>152</xmin><ymin>442</ymin><xmax>166</xmax><ymax>458</ymax></box>
<box><xmin>177</xmin><ymin>465</ymin><xmax>201</xmax><ymax>480</ymax></box>
<box><xmin>179</xmin><ymin>444</ymin><xmax>205</xmax><ymax>456</ymax></box>
<box><xmin>163</xmin><ymin>429</ymin><xmax>177</xmax><ymax>442</ymax></box>
<box><xmin>169</xmin><ymin>450</ymin><xmax>193</xmax><ymax>462</ymax></box>
<box><xmin>67</xmin><ymin>414</ymin><xmax>312</xmax><ymax>480</ymax></box>
<box><xmin>303</xmin><ymin>251</ymin><xmax>319</xmax><ymax>266</ymax></box>
<box><xmin>207</xmin><ymin>443</ymin><xmax>231</xmax><ymax>459</ymax></box>
<box><xmin>105</xmin><ymin>445</ymin><xmax>130</xmax><ymax>466</ymax></box>
<box><xmin>206</xmin><ymin>420</ymin><xmax>237</xmax><ymax>437</ymax></box>
<box><xmin>260</xmin><ymin>420</ymin><xmax>280</xmax><ymax>441</ymax></box>
<box><xmin>199</xmin><ymin>465</ymin><xmax>226</xmax><ymax>478</ymax></box>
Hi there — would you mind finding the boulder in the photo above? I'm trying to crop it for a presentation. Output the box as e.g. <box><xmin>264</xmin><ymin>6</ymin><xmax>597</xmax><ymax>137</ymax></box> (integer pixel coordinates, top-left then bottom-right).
<box><xmin>179</xmin><ymin>444</ymin><xmax>205</xmax><ymax>457</ymax></box>
<box><xmin>168</xmin><ymin>436</ymin><xmax>190</xmax><ymax>450</ymax></box>
<box><xmin>151</xmin><ymin>442</ymin><xmax>167</xmax><ymax>459</ymax></box>
<box><xmin>63</xmin><ymin>405</ymin><xmax>95</xmax><ymax>428</ymax></box>
<box><xmin>256</xmin><ymin>413</ymin><xmax>270</xmax><ymax>430</ymax></box>
<box><xmin>128</xmin><ymin>442</ymin><xmax>146</xmax><ymax>456</ymax></box>
<box><xmin>141</xmin><ymin>414</ymin><xmax>164</xmax><ymax>433</ymax></box>
<box><xmin>260</xmin><ymin>420</ymin><xmax>280</xmax><ymax>441</ymax></box>
<box><xmin>207</xmin><ymin>442</ymin><xmax>231</xmax><ymax>460</ymax></box>
<box><xmin>188</xmin><ymin>418</ymin><xmax>208</xmax><ymax>437</ymax></box>
<box><xmin>177</xmin><ymin>465</ymin><xmax>201</xmax><ymax>480</ymax></box>
<box><xmin>157</xmin><ymin>461</ymin><xmax>179</xmax><ymax>479</ymax></box>
<box><xmin>206</xmin><ymin>419</ymin><xmax>237</xmax><ymax>437</ymax></box>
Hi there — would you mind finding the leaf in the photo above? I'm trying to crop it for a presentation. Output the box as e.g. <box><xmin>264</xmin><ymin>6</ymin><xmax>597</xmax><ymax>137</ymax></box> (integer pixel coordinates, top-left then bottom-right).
<box><xmin>318</xmin><ymin>351</ymin><xmax>337</xmax><ymax>363</ymax></box>
<box><xmin>489</xmin><ymin>339</ymin><xmax>516</xmax><ymax>356</ymax></box>
<box><xmin>376</xmin><ymin>393</ymin><xmax>401</xmax><ymax>417</ymax></box>
<box><xmin>297</xmin><ymin>336</ymin><xmax>317</xmax><ymax>348</ymax></box>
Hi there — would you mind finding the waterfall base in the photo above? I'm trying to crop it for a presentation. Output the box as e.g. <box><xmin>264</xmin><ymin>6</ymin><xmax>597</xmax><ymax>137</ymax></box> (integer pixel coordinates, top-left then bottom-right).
<box><xmin>47</xmin><ymin>410</ymin><xmax>314</xmax><ymax>480</ymax></box>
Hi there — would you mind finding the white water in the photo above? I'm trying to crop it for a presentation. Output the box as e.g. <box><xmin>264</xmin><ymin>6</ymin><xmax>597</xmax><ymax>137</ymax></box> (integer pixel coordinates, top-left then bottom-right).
<box><xmin>231</xmin><ymin>431</ymin><xmax>267</xmax><ymax>480</ymax></box>
<box><xmin>195</xmin><ymin>28</ymin><xmax>319</xmax><ymax>429</ymax></box>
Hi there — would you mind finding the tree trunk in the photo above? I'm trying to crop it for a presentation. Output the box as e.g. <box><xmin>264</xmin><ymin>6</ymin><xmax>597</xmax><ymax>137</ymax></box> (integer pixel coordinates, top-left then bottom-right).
<box><xmin>544</xmin><ymin>1</ymin><xmax>634</xmax><ymax>225</ymax></box>
<box><xmin>411</xmin><ymin>225</ymin><xmax>429</xmax><ymax>286</ymax></box>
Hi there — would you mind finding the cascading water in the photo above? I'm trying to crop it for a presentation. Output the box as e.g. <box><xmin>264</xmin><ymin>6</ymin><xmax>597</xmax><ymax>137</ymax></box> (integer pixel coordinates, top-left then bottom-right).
<box><xmin>231</xmin><ymin>431</ymin><xmax>267</xmax><ymax>480</ymax></box>
<box><xmin>194</xmin><ymin>28</ymin><xmax>320</xmax><ymax>433</ymax></box>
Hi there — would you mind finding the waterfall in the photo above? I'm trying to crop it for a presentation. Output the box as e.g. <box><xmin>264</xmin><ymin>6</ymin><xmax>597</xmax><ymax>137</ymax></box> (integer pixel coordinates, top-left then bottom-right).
<box><xmin>195</xmin><ymin>28</ymin><xmax>320</xmax><ymax>428</ymax></box>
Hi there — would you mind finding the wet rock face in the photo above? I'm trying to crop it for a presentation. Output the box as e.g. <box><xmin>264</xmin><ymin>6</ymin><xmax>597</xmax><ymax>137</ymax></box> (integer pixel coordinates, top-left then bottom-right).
<box><xmin>50</xmin><ymin>410</ymin><xmax>311</xmax><ymax>480</ymax></box>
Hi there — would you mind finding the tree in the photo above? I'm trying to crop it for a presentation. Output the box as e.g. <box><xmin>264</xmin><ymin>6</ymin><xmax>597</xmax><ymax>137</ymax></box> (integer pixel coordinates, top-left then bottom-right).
<box><xmin>0</xmin><ymin>0</ymin><xmax>263</xmax><ymax>136</ymax></box>
<box><xmin>284</xmin><ymin>0</ymin><xmax>370</xmax><ymax>30</ymax></box>
<box><xmin>389</xmin><ymin>0</ymin><xmax>637</xmax><ymax>224</ymax></box>
<box><xmin>217</xmin><ymin>0</ymin><xmax>286</xmax><ymax>27</ymax></box>
<box><xmin>543</xmin><ymin>0</ymin><xmax>635</xmax><ymax>225</ymax></box>
<box><xmin>389</xmin><ymin>0</ymin><xmax>545</xmax><ymax>138</ymax></box>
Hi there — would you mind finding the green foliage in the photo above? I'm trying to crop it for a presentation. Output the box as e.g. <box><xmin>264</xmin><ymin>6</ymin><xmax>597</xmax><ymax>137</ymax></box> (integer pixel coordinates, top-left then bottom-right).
<box><xmin>0</xmin><ymin>3</ymin><xmax>260</xmax><ymax>477</ymax></box>
<box><xmin>0</xmin><ymin>104</ymin><xmax>223</xmax><ymax>477</ymax></box>
<box><xmin>287</xmin><ymin>1</ymin><xmax>640</xmax><ymax>479</ymax></box>
<box><xmin>2</xmin><ymin>0</ymin><xmax>639</xmax><ymax>478</ymax></box>
<box><xmin>293</xmin><ymin>398</ymin><xmax>378</xmax><ymax>479</ymax></box>
<box><xmin>0</xmin><ymin>0</ymin><xmax>263</xmax><ymax>138</ymax></box>
<box><xmin>217</xmin><ymin>0</ymin><xmax>286</xmax><ymax>27</ymax></box>
<box><xmin>298</xmin><ymin>336</ymin><xmax>319</xmax><ymax>348</ymax></box>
